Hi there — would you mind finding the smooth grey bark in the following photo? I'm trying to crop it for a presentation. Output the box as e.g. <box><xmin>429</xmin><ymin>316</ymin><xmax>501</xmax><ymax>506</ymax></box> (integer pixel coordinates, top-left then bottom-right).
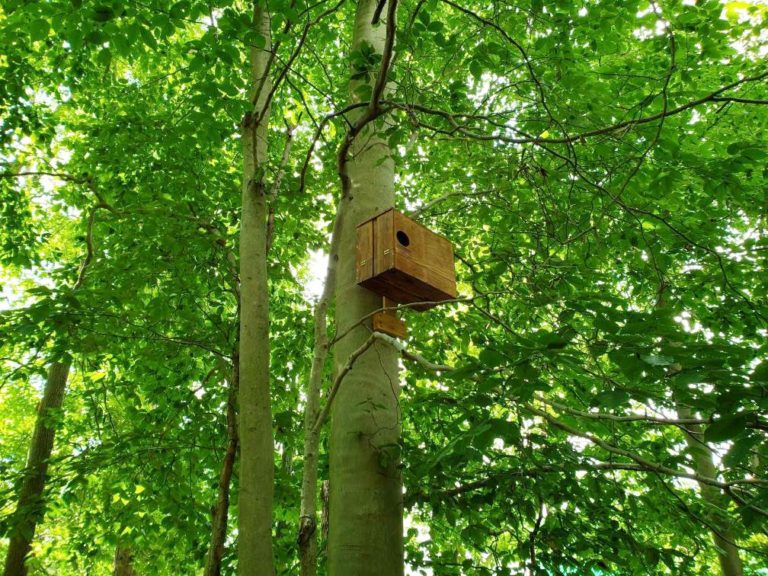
<box><xmin>678</xmin><ymin>408</ymin><xmax>743</xmax><ymax>576</ymax></box>
<box><xmin>297</xmin><ymin>315</ymin><xmax>327</xmax><ymax>576</ymax></box>
<box><xmin>237</xmin><ymin>4</ymin><xmax>275</xmax><ymax>575</ymax></box>
<box><xmin>328</xmin><ymin>0</ymin><xmax>404</xmax><ymax>574</ymax></box>
<box><xmin>3</xmin><ymin>362</ymin><xmax>70</xmax><ymax>576</ymax></box>
<box><xmin>298</xmin><ymin>201</ymin><xmax>346</xmax><ymax>576</ymax></box>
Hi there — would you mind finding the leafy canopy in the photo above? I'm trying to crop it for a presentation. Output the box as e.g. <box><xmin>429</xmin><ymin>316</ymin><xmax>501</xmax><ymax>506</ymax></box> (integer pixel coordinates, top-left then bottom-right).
<box><xmin>1</xmin><ymin>0</ymin><xmax>767</xmax><ymax>574</ymax></box>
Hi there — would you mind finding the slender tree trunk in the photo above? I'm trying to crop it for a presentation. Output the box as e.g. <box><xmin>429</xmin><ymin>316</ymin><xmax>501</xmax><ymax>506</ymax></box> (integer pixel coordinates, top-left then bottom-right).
<box><xmin>3</xmin><ymin>362</ymin><xmax>70</xmax><ymax>576</ymax></box>
<box><xmin>298</xmin><ymin>196</ymin><xmax>346</xmax><ymax>576</ymax></box>
<box><xmin>237</xmin><ymin>4</ymin><xmax>274</xmax><ymax>575</ymax></box>
<box><xmin>113</xmin><ymin>544</ymin><xmax>136</xmax><ymax>576</ymax></box>
<box><xmin>321</xmin><ymin>480</ymin><xmax>329</xmax><ymax>544</ymax></box>
<box><xmin>328</xmin><ymin>1</ymin><xmax>404</xmax><ymax>574</ymax></box>
<box><xmin>297</xmin><ymin>321</ymin><xmax>325</xmax><ymax>576</ymax></box>
<box><xmin>204</xmin><ymin>357</ymin><xmax>239</xmax><ymax>576</ymax></box>
<box><xmin>678</xmin><ymin>408</ymin><xmax>743</xmax><ymax>576</ymax></box>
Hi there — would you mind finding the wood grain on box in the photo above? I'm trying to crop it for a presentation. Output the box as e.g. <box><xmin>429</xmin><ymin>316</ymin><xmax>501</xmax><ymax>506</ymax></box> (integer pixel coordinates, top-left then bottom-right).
<box><xmin>372</xmin><ymin>297</ymin><xmax>407</xmax><ymax>339</ymax></box>
<box><xmin>356</xmin><ymin>209</ymin><xmax>457</xmax><ymax>311</ymax></box>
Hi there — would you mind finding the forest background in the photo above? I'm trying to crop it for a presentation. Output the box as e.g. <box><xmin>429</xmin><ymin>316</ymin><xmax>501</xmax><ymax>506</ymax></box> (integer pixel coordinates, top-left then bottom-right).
<box><xmin>0</xmin><ymin>0</ymin><xmax>767</xmax><ymax>574</ymax></box>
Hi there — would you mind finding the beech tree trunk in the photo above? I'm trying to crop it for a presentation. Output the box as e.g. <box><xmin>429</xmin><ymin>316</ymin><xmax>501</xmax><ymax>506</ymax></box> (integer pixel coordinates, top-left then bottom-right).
<box><xmin>237</xmin><ymin>5</ymin><xmax>275</xmax><ymax>575</ymax></box>
<box><xmin>204</xmin><ymin>358</ymin><xmax>239</xmax><ymax>576</ymax></box>
<box><xmin>3</xmin><ymin>362</ymin><xmax>70</xmax><ymax>576</ymax></box>
<box><xmin>113</xmin><ymin>544</ymin><xmax>136</xmax><ymax>576</ymax></box>
<box><xmin>328</xmin><ymin>1</ymin><xmax>404</xmax><ymax>574</ymax></box>
<box><xmin>297</xmin><ymin>312</ymin><xmax>326</xmax><ymax>576</ymax></box>
<box><xmin>678</xmin><ymin>408</ymin><xmax>743</xmax><ymax>576</ymax></box>
<box><xmin>298</xmin><ymin>187</ymin><xmax>346</xmax><ymax>576</ymax></box>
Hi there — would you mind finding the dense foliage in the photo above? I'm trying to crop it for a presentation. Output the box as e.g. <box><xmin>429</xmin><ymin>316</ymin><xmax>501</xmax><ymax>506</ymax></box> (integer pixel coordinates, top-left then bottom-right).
<box><xmin>1</xmin><ymin>0</ymin><xmax>766</xmax><ymax>574</ymax></box>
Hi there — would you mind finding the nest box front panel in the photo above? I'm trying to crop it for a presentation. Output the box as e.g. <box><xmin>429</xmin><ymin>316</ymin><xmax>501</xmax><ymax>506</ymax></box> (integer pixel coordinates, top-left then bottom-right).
<box><xmin>356</xmin><ymin>209</ymin><xmax>457</xmax><ymax>309</ymax></box>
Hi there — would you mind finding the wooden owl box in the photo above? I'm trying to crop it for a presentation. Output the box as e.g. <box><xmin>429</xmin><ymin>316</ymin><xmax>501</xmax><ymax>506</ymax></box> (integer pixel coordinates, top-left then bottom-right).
<box><xmin>356</xmin><ymin>209</ymin><xmax>457</xmax><ymax>310</ymax></box>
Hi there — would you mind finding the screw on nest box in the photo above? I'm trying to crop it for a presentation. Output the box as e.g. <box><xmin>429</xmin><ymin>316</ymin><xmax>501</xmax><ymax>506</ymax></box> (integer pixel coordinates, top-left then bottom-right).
<box><xmin>356</xmin><ymin>208</ymin><xmax>457</xmax><ymax>314</ymax></box>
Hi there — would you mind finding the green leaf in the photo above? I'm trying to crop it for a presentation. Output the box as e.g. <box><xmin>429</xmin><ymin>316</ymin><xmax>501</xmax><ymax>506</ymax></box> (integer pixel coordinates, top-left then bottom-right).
<box><xmin>93</xmin><ymin>6</ymin><xmax>114</xmax><ymax>22</ymax></box>
<box><xmin>469</xmin><ymin>59</ymin><xmax>483</xmax><ymax>80</ymax></box>
<box><xmin>169</xmin><ymin>0</ymin><xmax>190</xmax><ymax>19</ymax></box>
<box><xmin>595</xmin><ymin>314</ymin><xmax>618</xmax><ymax>333</ymax></box>
<box><xmin>479</xmin><ymin>348</ymin><xmax>505</xmax><ymax>368</ymax></box>
<box><xmin>705</xmin><ymin>413</ymin><xmax>749</xmax><ymax>443</ymax></box>
<box><xmin>740</xmin><ymin>147</ymin><xmax>766</xmax><ymax>162</ymax></box>
<box><xmin>139</xmin><ymin>25</ymin><xmax>157</xmax><ymax>49</ymax></box>
<box><xmin>595</xmin><ymin>390</ymin><xmax>630</xmax><ymax>409</ymax></box>
<box><xmin>353</xmin><ymin>83</ymin><xmax>372</xmax><ymax>101</ymax></box>
<box><xmin>726</xmin><ymin>142</ymin><xmax>747</xmax><ymax>155</ymax></box>
<box><xmin>640</xmin><ymin>354</ymin><xmax>674</xmax><ymax>366</ymax></box>
<box><xmin>29</xmin><ymin>18</ymin><xmax>50</xmax><ymax>42</ymax></box>
<box><xmin>751</xmin><ymin>362</ymin><xmax>768</xmax><ymax>383</ymax></box>
<box><xmin>96</xmin><ymin>48</ymin><xmax>112</xmax><ymax>68</ymax></box>
<box><xmin>251</xmin><ymin>33</ymin><xmax>267</xmax><ymax>49</ymax></box>
<box><xmin>723</xmin><ymin>434</ymin><xmax>758</xmax><ymax>466</ymax></box>
<box><xmin>609</xmin><ymin>349</ymin><xmax>645</xmax><ymax>379</ymax></box>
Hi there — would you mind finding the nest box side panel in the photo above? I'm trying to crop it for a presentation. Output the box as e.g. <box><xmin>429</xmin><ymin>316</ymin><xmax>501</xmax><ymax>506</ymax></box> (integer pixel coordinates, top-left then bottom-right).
<box><xmin>394</xmin><ymin>257</ymin><xmax>456</xmax><ymax>300</ymax></box>
<box><xmin>356</xmin><ymin>219</ymin><xmax>374</xmax><ymax>284</ymax></box>
<box><xmin>392</xmin><ymin>211</ymin><xmax>457</xmax><ymax>300</ymax></box>
<box><xmin>374</xmin><ymin>209</ymin><xmax>395</xmax><ymax>276</ymax></box>
<box><xmin>357</xmin><ymin>209</ymin><xmax>402</xmax><ymax>299</ymax></box>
